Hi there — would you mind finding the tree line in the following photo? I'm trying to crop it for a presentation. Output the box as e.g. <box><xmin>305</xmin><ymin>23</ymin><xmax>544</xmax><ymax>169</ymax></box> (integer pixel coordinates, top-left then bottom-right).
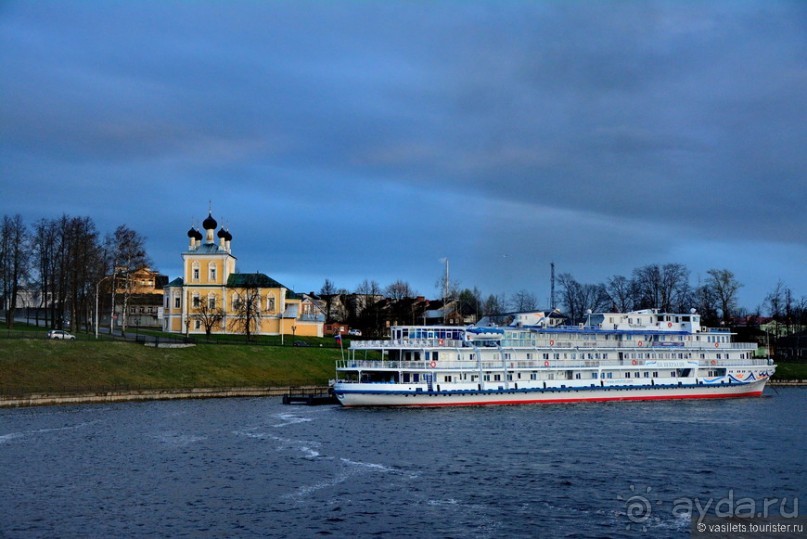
<box><xmin>3</xmin><ymin>212</ymin><xmax>804</xmax><ymax>334</ymax></box>
<box><xmin>319</xmin><ymin>262</ymin><xmax>806</xmax><ymax>330</ymax></box>
<box><xmin>0</xmin><ymin>214</ymin><xmax>148</xmax><ymax>331</ymax></box>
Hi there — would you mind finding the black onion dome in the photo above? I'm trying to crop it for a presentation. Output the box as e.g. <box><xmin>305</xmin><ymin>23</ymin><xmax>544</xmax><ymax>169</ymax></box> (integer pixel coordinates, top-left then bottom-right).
<box><xmin>193</xmin><ymin>229</ymin><xmax>203</xmax><ymax>240</ymax></box>
<box><xmin>202</xmin><ymin>212</ymin><xmax>218</xmax><ymax>230</ymax></box>
<box><xmin>187</xmin><ymin>226</ymin><xmax>198</xmax><ymax>238</ymax></box>
<box><xmin>217</xmin><ymin>227</ymin><xmax>227</xmax><ymax>239</ymax></box>
<box><xmin>224</xmin><ymin>229</ymin><xmax>233</xmax><ymax>241</ymax></box>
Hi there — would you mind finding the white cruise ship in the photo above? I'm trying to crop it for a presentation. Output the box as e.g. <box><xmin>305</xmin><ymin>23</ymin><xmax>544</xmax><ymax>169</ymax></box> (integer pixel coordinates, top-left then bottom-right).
<box><xmin>331</xmin><ymin>309</ymin><xmax>775</xmax><ymax>407</ymax></box>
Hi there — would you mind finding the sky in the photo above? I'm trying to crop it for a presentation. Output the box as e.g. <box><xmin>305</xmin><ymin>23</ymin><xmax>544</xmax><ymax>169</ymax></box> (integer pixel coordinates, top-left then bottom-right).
<box><xmin>1</xmin><ymin>1</ymin><xmax>805</xmax><ymax>311</ymax></box>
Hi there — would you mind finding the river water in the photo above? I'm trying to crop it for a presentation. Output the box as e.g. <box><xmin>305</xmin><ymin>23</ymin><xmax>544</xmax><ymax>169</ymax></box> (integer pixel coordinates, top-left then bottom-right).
<box><xmin>1</xmin><ymin>389</ymin><xmax>804</xmax><ymax>538</ymax></box>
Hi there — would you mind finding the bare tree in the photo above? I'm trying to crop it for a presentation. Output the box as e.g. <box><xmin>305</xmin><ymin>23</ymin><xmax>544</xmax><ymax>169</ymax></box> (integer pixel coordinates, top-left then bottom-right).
<box><xmin>693</xmin><ymin>283</ymin><xmax>719</xmax><ymax>326</ymax></box>
<box><xmin>0</xmin><ymin>214</ymin><xmax>30</xmax><ymax>328</ymax></box>
<box><xmin>385</xmin><ymin>279</ymin><xmax>416</xmax><ymax>300</ymax></box>
<box><xmin>632</xmin><ymin>263</ymin><xmax>689</xmax><ymax>312</ymax></box>
<box><xmin>228</xmin><ymin>274</ymin><xmax>263</xmax><ymax>340</ymax></box>
<box><xmin>557</xmin><ymin>273</ymin><xmax>609</xmax><ymax>321</ymax></box>
<box><xmin>32</xmin><ymin>219</ymin><xmax>59</xmax><ymax>327</ymax></box>
<box><xmin>109</xmin><ymin>225</ymin><xmax>149</xmax><ymax>335</ymax></box>
<box><xmin>191</xmin><ymin>297</ymin><xmax>225</xmax><ymax>336</ymax></box>
<box><xmin>319</xmin><ymin>278</ymin><xmax>338</xmax><ymax>322</ymax></box>
<box><xmin>605</xmin><ymin>274</ymin><xmax>634</xmax><ymax>312</ymax></box>
<box><xmin>509</xmin><ymin>289</ymin><xmax>537</xmax><ymax>312</ymax></box>
<box><xmin>705</xmin><ymin>269</ymin><xmax>742</xmax><ymax>323</ymax></box>
<box><xmin>764</xmin><ymin>280</ymin><xmax>789</xmax><ymax>320</ymax></box>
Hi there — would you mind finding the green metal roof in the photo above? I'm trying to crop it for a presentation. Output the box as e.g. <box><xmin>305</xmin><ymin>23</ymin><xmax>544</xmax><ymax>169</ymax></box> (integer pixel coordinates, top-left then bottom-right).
<box><xmin>226</xmin><ymin>273</ymin><xmax>288</xmax><ymax>290</ymax></box>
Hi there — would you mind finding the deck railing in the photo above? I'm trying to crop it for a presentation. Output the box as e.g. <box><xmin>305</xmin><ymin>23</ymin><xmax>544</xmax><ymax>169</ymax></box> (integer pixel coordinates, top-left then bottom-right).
<box><xmin>349</xmin><ymin>339</ymin><xmax>757</xmax><ymax>351</ymax></box>
<box><xmin>336</xmin><ymin>357</ymin><xmax>773</xmax><ymax>371</ymax></box>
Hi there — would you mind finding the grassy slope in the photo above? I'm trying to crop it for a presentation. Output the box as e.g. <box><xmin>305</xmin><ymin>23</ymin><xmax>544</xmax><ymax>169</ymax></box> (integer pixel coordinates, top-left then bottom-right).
<box><xmin>0</xmin><ymin>339</ymin><xmax>341</xmax><ymax>394</ymax></box>
<box><xmin>1</xmin><ymin>334</ymin><xmax>805</xmax><ymax>395</ymax></box>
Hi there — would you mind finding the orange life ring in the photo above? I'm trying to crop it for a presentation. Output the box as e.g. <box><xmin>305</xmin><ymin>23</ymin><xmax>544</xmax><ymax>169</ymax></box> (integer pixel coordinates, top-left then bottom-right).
<box><xmin>549</xmin><ymin>339</ymin><xmax>555</xmax><ymax>346</ymax></box>
<box><xmin>631</xmin><ymin>359</ymin><xmax>638</xmax><ymax>365</ymax></box>
<box><xmin>710</xmin><ymin>360</ymin><xmax>716</xmax><ymax>366</ymax></box>
<box><xmin>667</xmin><ymin>322</ymin><xmax>673</xmax><ymax>328</ymax></box>
<box><xmin>429</xmin><ymin>361</ymin><xmax>436</xmax><ymax>368</ymax></box>
<box><xmin>544</xmin><ymin>360</ymin><xmax>550</xmax><ymax>367</ymax></box>
<box><xmin>637</xmin><ymin>341</ymin><xmax>644</xmax><ymax>347</ymax></box>
<box><xmin>715</xmin><ymin>342</ymin><xmax>719</xmax><ymax>348</ymax></box>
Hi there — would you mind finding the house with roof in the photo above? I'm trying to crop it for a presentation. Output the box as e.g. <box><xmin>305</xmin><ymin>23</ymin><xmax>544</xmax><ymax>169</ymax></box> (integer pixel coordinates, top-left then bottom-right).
<box><xmin>161</xmin><ymin>212</ymin><xmax>324</xmax><ymax>337</ymax></box>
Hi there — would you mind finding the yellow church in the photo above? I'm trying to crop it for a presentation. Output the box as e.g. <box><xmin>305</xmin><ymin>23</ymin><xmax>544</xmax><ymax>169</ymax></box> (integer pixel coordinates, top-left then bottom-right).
<box><xmin>162</xmin><ymin>212</ymin><xmax>324</xmax><ymax>337</ymax></box>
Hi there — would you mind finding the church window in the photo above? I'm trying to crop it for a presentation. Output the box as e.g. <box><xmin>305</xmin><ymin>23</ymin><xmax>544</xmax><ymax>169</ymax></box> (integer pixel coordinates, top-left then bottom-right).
<box><xmin>192</xmin><ymin>262</ymin><xmax>200</xmax><ymax>281</ymax></box>
<box><xmin>209</xmin><ymin>264</ymin><xmax>217</xmax><ymax>282</ymax></box>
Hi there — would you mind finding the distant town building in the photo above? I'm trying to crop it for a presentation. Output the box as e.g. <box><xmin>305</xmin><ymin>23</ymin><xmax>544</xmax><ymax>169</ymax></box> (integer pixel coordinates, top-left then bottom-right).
<box><xmin>162</xmin><ymin>212</ymin><xmax>324</xmax><ymax>337</ymax></box>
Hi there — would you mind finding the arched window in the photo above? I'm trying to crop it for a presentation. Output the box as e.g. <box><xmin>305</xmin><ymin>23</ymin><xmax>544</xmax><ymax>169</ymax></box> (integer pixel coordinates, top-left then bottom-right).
<box><xmin>192</xmin><ymin>262</ymin><xmax>200</xmax><ymax>281</ymax></box>
<box><xmin>209</xmin><ymin>263</ymin><xmax>217</xmax><ymax>283</ymax></box>
<box><xmin>267</xmin><ymin>294</ymin><xmax>276</xmax><ymax>313</ymax></box>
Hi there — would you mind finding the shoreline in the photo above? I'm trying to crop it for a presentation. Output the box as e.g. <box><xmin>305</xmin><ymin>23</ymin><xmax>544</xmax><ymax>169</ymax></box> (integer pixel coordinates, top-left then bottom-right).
<box><xmin>1</xmin><ymin>382</ymin><xmax>804</xmax><ymax>408</ymax></box>
<box><xmin>0</xmin><ymin>385</ymin><xmax>331</xmax><ymax>408</ymax></box>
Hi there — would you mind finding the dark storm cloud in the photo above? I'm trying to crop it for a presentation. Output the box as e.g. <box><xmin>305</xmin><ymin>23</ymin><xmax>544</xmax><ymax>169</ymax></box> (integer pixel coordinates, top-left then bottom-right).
<box><xmin>1</xmin><ymin>1</ymin><xmax>805</xmax><ymax>307</ymax></box>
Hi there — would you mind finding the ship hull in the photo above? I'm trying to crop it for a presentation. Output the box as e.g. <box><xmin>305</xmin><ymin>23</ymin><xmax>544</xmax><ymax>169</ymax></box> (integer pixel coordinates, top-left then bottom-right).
<box><xmin>333</xmin><ymin>379</ymin><xmax>768</xmax><ymax>407</ymax></box>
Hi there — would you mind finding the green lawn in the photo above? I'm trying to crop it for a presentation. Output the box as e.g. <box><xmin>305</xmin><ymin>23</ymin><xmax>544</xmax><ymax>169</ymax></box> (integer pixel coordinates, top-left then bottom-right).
<box><xmin>771</xmin><ymin>361</ymin><xmax>807</xmax><ymax>381</ymax></box>
<box><xmin>0</xmin><ymin>338</ymin><xmax>342</xmax><ymax>395</ymax></box>
<box><xmin>1</xmin><ymin>332</ymin><xmax>804</xmax><ymax>397</ymax></box>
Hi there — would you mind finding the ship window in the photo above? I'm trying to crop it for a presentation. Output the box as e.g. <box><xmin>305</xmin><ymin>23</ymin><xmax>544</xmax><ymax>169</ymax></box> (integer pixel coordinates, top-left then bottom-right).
<box><xmin>445</xmin><ymin>376</ymin><xmax>452</xmax><ymax>383</ymax></box>
<box><xmin>591</xmin><ymin>373</ymin><xmax>598</xmax><ymax>379</ymax></box>
<box><xmin>670</xmin><ymin>371</ymin><xmax>676</xmax><ymax>377</ymax></box>
<box><xmin>484</xmin><ymin>375</ymin><xmax>490</xmax><ymax>381</ymax></box>
<box><xmin>575</xmin><ymin>373</ymin><xmax>581</xmax><ymax>379</ymax></box>
<box><xmin>530</xmin><ymin>373</ymin><xmax>537</xmax><ymax>380</ymax></box>
<box><xmin>494</xmin><ymin>374</ymin><xmax>501</xmax><ymax>381</ymax></box>
<box><xmin>527</xmin><ymin>353</ymin><xmax>532</xmax><ymax>360</ymax></box>
<box><xmin>607</xmin><ymin>373</ymin><xmax>613</xmax><ymax>379</ymax></box>
<box><xmin>643</xmin><ymin>372</ymin><xmax>649</xmax><ymax>378</ymax></box>
<box><xmin>653</xmin><ymin>371</ymin><xmax>658</xmax><ymax>377</ymax></box>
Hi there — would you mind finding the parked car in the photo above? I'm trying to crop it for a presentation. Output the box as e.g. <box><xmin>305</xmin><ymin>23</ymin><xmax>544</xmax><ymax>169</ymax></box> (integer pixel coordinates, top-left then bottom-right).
<box><xmin>293</xmin><ymin>341</ymin><xmax>310</xmax><ymax>347</ymax></box>
<box><xmin>47</xmin><ymin>330</ymin><xmax>76</xmax><ymax>340</ymax></box>
<box><xmin>348</xmin><ymin>329</ymin><xmax>362</xmax><ymax>337</ymax></box>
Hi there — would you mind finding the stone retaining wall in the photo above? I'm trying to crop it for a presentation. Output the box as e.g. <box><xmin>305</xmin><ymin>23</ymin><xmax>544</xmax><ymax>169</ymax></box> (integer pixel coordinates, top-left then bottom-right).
<box><xmin>0</xmin><ymin>386</ymin><xmax>330</xmax><ymax>408</ymax></box>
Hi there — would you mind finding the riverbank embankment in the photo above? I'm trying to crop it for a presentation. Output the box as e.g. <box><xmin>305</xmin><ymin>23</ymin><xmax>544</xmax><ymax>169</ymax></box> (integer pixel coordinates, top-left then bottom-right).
<box><xmin>0</xmin><ymin>386</ymin><xmax>332</xmax><ymax>408</ymax></box>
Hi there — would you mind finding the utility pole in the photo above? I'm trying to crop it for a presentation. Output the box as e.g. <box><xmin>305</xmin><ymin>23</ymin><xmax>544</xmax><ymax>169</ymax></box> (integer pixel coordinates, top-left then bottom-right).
<box><xmin>550</xmin><ymin>262</ymin><xmax>556</xmax><ymax>310</ymax></box>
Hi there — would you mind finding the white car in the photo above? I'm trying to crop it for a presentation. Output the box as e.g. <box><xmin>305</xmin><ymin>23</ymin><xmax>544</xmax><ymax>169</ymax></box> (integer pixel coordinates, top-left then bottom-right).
<box><xmin>348</xmin><ymin>329</ymin><xmax>362</xmax><ymax>337</ymax></box>
<box><xmin>47</xmin><ymin>330</ymin><xmax>76</xmax><ymax>340</ymax></box>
